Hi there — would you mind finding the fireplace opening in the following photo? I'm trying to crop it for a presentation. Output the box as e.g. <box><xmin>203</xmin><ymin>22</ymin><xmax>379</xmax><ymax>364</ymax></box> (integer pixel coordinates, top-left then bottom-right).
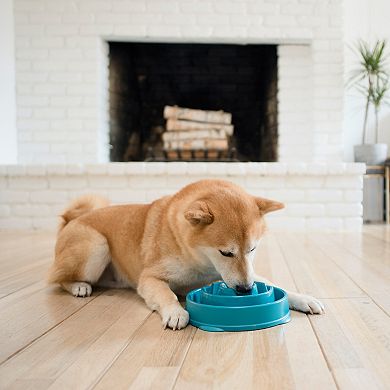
<box><xmin>108</xmin><ymin>42</ymin><xmax>278</xmax><ymax>162</ymax></box>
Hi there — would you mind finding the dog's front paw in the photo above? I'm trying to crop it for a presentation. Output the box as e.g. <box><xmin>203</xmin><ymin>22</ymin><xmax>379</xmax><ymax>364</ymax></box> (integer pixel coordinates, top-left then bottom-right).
<box><xmin>161</xmin><ymin>304</ymin><xmax>189</xmax><ymax>330</ymax></box>
<box><xmin>288</xmin><ymin>292</ymin><xmax>325</xmax><ymax>314</ymax></box>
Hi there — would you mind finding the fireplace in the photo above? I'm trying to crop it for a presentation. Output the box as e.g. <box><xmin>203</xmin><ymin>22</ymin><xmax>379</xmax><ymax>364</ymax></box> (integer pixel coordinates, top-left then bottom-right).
<box><xmin>108</xmin><ymin>42</ymin><xmax>278</xmax><ymax>162</ymax></box>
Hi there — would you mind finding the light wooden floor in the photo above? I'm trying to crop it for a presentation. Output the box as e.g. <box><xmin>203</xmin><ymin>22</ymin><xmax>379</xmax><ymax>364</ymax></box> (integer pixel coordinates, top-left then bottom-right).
<box><xmin>0</xmin><ymin>226</ymin><xmax>389</xmax><ymax>390</ymax></box>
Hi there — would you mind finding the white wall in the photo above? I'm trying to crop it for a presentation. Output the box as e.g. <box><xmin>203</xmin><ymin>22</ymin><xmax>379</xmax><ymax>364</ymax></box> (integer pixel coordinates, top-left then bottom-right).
<box><xmin>6</xmin><ymin>0</ymin><xmax>389</xmax><ymax>163</ymax></box>
<box><xmin>343</xmin><ymin>0</ymin><xmax>390</xmax><ymax>161</ymax></box>
<box><xmin>0</xmin><ymin>0</ymin><xmax>17</xmax><ymax>163</ymax></box>
<box><xmin>13</xmin><ymin>0</ymin><xmax>344</xmax><ymax>164</ymax></box>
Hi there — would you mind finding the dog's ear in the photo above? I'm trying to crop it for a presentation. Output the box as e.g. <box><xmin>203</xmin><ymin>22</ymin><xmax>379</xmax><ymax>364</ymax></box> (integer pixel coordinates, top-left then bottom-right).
<box><xmin>184</xmin><ymin>201</ymin><xmax>214</xmax><ymax>226</ymax></box>
<box><xmin>255</xmin><ymin>197</ymin><xmax>284</xmax><ymax>215</ymax></box>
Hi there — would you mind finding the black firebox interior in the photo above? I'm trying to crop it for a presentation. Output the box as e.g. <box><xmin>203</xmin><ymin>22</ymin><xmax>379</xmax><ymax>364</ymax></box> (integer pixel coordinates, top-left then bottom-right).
<box><xmin>108</xmin><ymin>42</ymin><xmax>278</xmax><ymax>162</ymax></box>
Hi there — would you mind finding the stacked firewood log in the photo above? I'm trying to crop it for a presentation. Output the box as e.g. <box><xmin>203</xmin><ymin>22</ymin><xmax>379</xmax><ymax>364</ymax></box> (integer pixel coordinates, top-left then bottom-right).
<box><xmin>162</xmin><ymin>106</ymin><xmax>234</xmax><ymax>159</ymax></box>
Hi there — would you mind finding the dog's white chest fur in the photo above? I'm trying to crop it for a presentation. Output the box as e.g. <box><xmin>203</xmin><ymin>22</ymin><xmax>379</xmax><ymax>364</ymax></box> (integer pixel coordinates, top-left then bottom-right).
<box><xmin>164</xmin><ymin>257</ymin><xmax>220</xmax><ymax>295</ymax></box>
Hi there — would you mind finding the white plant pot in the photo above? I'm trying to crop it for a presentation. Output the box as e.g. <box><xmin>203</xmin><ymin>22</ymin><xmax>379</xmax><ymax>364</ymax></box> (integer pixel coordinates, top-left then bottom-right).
<box><xmin>354</xmin><ymin>143</ymin><xmax>388</xmax><ymax>165</ymax></box>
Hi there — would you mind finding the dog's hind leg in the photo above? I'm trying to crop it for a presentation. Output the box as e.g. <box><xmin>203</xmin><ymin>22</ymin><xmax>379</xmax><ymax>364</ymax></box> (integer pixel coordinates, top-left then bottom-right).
<box><xmin>61</xmin><ymin>281</ymin><xmax>93</xmax><ymax>297</ymax></box>
<box><xmin>48</xmin><ymin>223</ymin><xmax>111</xmax><ymax>298</ymax></box>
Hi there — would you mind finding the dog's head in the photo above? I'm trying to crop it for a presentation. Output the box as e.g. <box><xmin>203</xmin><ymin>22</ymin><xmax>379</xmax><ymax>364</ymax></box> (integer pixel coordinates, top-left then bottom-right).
<box><xmin>182</xmin><ymin>181</ymin><xmax>284</xmax><ymax>292</ymax></box>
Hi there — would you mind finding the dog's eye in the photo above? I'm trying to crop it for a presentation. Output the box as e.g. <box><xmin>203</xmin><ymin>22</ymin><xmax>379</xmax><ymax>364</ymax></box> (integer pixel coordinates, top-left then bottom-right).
<box><xmin>219</xmin><ymin>250</ymin><xmax>234</xmax><ymax>257</ymax></box>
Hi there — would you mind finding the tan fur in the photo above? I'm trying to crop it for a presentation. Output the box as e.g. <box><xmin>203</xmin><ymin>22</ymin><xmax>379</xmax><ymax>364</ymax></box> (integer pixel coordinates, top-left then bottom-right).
<box><xmin>58</xmin><ymin>194</ymin><xmax>109</xmax><ymax>232</ymax></box>
<box><xmin>48</xmin><ymin>179</ymin><xmax>324</xmax><ymax>330</ymax></box>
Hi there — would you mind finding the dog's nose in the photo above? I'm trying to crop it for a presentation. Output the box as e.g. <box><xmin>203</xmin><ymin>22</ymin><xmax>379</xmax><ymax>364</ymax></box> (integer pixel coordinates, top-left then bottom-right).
<box><xmin>235</xmin><ymin>284</ymin><xmax>253</xmax><ymax>294</ymax></box>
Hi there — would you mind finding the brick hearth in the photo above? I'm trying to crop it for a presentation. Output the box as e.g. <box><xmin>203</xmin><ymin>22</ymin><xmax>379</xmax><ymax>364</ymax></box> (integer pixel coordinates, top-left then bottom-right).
<box><xmin>0</xmin><ymin>163</ymin><xmax>365</xmax><ymax>230</ymax></box>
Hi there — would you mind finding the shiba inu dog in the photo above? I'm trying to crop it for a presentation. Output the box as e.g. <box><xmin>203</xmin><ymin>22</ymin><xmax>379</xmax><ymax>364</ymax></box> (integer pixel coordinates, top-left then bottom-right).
<box><xmin>48</xmin><ymin>179</ymin><xmax>324</xmax><ymax>330</ymax></box>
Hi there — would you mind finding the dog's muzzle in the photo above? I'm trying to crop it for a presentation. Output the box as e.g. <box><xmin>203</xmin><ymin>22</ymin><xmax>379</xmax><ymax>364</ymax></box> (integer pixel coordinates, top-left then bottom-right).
<box><xmin>235</xmin><ymin>284</ymin><xmax>254</xmax><ymax>295</ymax></box>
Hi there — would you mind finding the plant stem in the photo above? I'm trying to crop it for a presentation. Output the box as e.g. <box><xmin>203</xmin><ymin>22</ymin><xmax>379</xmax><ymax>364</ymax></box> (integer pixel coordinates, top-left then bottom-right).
<box><xmin>363</xmin><ymin>74</ymin><xmax>373</xmax><ymax>144</ymax></box>
<box><xmin>362</xmin><ymin>95</ymin><xmax>369</xmax><ymax>144</ymax></box>
<box><xmin>375</xmin><ymin>105</ymin><xmax>379</xmax><ymax>143</ymax></box>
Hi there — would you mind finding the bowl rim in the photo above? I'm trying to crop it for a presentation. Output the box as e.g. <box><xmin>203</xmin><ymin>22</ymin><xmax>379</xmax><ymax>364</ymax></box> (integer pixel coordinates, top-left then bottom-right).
<box><xmin>199</xmin><ymin>281</ymin><xmax>272</xmax><ymax>300</ymax></box>
<box><xmin>186</xmin><ymin>283</ymin><xmax>288</xmax><ymax>310</ymax></box>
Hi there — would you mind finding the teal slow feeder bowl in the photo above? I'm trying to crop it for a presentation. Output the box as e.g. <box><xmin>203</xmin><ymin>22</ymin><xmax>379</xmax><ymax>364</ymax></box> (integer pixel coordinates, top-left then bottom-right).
<box><xmin>186</xmin><ymin>281</ymin><xmax>290</xmax><ymax>332</ymax></box>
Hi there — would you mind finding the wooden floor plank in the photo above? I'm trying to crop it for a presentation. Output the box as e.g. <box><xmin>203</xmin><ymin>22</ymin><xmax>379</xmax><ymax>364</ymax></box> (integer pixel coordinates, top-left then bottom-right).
<box><xmin>0</xmin><ymin>237</ymin><xmax>53</xmax><ymax>266</ymax></box>
<box><xmin>0</xmin><ymin>228</ymin><xmax>389</xmax><ymax>389</ymax></box>
<box><xmin>174</xmin><ymin>311</ymin><xmax>336</xmax><ymax>390</ymax></box>
<box><xmin>0</xmin><ymin>230</ymin><xmax>46</xmax><ymax>246</ymax></box>
<box><xmin>0</xmin><ymin>290</ymin><xmax>150</xmax><ymax>389</ymax></box>
<box><xmin>0</xmin><ymin>258</ymin><xmax>51</xmax><ymax>298</ymax></box>
<box><xmin>363</xmin><ymin>225</ymin><xmax>390</xmax><ymax>242</ymax></box>
<box><xmin>0</xmin><ymin>280</ymin><xmax>47</xmax><ymax>309</ymax></box>
<box><xmin>309</xmin><ymin>233</ymin><xmax>390</xmax><ymax>315</ymax></box>
<box><xmin>0</xmin><ymin>231</ymin><xmax>55</xmax><ymax>254</ymax></box>
<box><xmin>254</xmin><ymin>234</ymin><xmax>297</xmax><ymax>292</ymax></box>
<box><xmin>47</xmin><ymin>292</ymin><xmax>151</xmax><ymax>390</ymax></box>
<box><xmin>310</xmin><ymin>297</ymin><xmax>390</xmax><ymax>390</ymax></box>
<box><xmin>329</xmin><ymin>232</ymin><xmax>390</xmax><ymax>269</ymax></box>
<box><xmin>0</xmin><ymin>257</ymin><xmax>50</xmax><ymax>282</ymax></box>
<box><xmin>94</xmin><ymin>312</ymin><xmax>196</xmax><ymax>390</ymax></box>
<box><xmin>129</xmin><ymin>367</ymin><xmax>181</xmax><ymax>390</ymax></box>
<box><xmin>0</xmin><ymin>231</ymin><xmax>54</xmax><ymax>298</ymax></box>
<box><xmin>0</xmin><ymin>285</ymin><xmax>98</xmax><ymax>364</ymax></box>
<box><xmin>174</xmin><ymin>328</ymin><xmax>258</xmax><ymax>389</ymax></box>
<box><xmin>275</xmin><ymin>233</ymin><xmax>366</xmax><ymax>299</ymax></box>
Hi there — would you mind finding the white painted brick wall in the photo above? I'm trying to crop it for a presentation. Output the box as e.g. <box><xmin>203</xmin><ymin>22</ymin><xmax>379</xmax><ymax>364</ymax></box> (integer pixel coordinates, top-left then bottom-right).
<box><xmin>0</xmin><ymin>162</ymin><xmax>365</xmax><ymax>231</ymax></box>
<box><xmin>13</xmin><ymin>0</ymin><xmax>344</xmax><ymax>164</ymax></box>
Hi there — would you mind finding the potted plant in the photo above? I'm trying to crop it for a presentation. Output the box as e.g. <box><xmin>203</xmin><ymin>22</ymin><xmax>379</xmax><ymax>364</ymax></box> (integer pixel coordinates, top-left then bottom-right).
<box><xmin>349</xmin><ymin>40</ymin><xmax>389</xmax><ymax>165</ymax></box>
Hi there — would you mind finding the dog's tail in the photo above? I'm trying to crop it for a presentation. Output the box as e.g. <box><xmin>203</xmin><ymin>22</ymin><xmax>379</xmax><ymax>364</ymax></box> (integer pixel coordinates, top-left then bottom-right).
<box><xmin>58</xmin><ymin>195</ymin><xmax>109</xmax><ymax>232</ymax></box>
